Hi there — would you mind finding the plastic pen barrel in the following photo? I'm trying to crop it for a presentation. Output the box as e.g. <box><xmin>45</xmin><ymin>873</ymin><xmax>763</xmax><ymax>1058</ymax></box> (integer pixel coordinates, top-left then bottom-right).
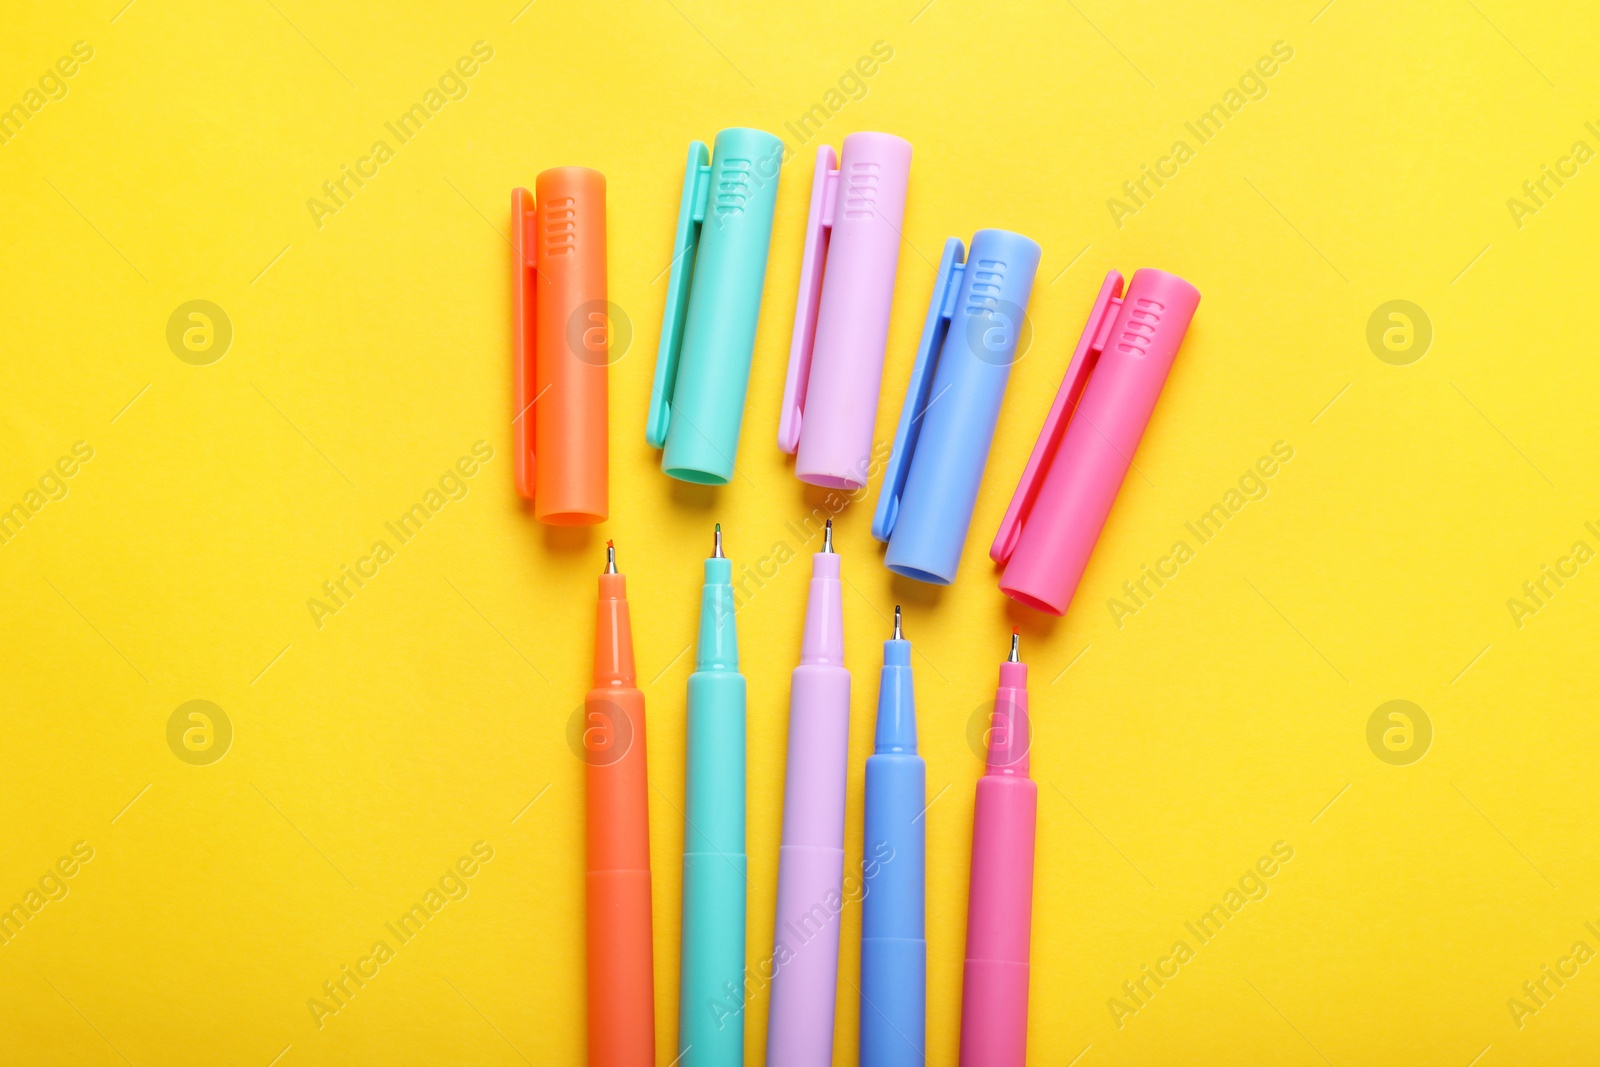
<box><xmin>659</xmin><ymin>128</ymin><xmax>784</xmax><ymax>485</ymax></box>
<box><xmin>881</xmin><ymin>229</ymin><xmax>1041</xmax><ymax>585</ymax></box>
<box><xmin>678</xmin><ymin>549</ymin><xmax>747</xmax><ymax>1067</ymax></box>
<box><xmin>513</xmin><ymin>167</ymin><xmax>608</xmax><ymax>523</ymax></box>
<box><xmin>782</xmin><ymin>132</ymin><xmax>913</xmax><ymax>489</ymax></box>
<box><xmin>585</xmin><ymin>562</ymin><xmax>654</xmax><ymax>1066</ymax></box>
<box><xmin>958</xmin><ymin>657</ymin><xmax>1036</xmax><ymax>1067</ymax></box>
<box><xmin>860</xmin><ymin>628</ymin><xmax>925</xmax><ymax>1067</ymax></box>
<box><xmin>767</xmin><ymin>547</ymin><xmax>850</xmax><ymax>1067</ymax></box>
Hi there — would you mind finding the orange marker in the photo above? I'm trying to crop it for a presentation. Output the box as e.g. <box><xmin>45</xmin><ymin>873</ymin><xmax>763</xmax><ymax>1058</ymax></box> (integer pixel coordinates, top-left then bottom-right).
<box><xmin>513</xmin><ymin>168</ymin><xmax>609</xmax><ymax>524</ymax></box>
<box><xmin>585</xmin><ymin>540</ymin><xmax>655</xmax><ymax>1065</ymax></box>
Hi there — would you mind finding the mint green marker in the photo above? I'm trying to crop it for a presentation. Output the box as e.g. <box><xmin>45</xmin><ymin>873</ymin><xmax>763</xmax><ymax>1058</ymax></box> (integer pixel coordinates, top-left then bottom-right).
<box><xmin>648</xmin><ymin>128</ymin><xmax>785</xmax><ymax>485</ymax></box>
<box><xmin>678</xmin><ymin>523</ymin><xmax>748</xmax><ymax>1066</ymax></box>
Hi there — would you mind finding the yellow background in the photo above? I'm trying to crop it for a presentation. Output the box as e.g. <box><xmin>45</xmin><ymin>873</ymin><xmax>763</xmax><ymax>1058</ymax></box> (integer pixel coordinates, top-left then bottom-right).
<box><xmin>3</xmin><ymin>0</ymin><xmax>1598</xmax><ymax>1063</ymax></box>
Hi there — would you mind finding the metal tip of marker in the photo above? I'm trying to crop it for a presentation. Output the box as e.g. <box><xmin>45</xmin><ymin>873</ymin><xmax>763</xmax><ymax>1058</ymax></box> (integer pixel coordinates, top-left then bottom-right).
<box><xmin>1008</xmin><ymin>629</ymin><xmax>1020</xmax><ymax>663</ymax></box>
<box><xmin>712</xmin><ymin>523</ymin><xmax>724</xmax><ymax>558</ymax></box>
<box><xmin>893</xmin><ymin>605</ymin><xmax>902</xmax><ymax>640</ymax></box>
<box><xmin>605</xmin><ymin>540</ymin><xmax>616</xmax><ymax>574</ymax></box>
<box><xmin>823</xmin><ymin>518</ymin><xmax>834</xmax><ymax>553</ymax></box>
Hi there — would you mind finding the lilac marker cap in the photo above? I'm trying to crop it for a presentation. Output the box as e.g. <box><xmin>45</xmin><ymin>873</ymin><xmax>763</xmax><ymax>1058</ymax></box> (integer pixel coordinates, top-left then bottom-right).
<box><xmin>779</xmin><ymin>132</ymin><xmax>913</xmax><ymax>490</ymax></box>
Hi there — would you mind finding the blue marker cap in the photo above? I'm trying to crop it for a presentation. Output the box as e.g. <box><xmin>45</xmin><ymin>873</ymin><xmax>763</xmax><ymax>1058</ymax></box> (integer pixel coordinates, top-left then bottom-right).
<box><xmin>872</xmin><ymin>229</ymin><xmax>1041</xmax><ymax>584</ymax></box>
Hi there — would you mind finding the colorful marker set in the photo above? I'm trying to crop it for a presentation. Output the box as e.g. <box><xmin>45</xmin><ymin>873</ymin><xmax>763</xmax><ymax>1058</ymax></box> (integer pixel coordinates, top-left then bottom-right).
<box><xmin>515</xmin><ymin>125</ymin><xmax>1200</xmax><ymax>1066</ymax></box>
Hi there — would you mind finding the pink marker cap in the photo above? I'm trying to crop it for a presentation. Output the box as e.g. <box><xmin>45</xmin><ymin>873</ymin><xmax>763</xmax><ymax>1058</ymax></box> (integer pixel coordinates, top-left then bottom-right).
<box><xmin>779</xmin><ymin>132</ymin><xmax>912</xmax><ymax>489</ymax></box>
<box><xmin>991</xmin><ymin>269</ymin><xmax>1200</xmax><ymax>615</ymax></box>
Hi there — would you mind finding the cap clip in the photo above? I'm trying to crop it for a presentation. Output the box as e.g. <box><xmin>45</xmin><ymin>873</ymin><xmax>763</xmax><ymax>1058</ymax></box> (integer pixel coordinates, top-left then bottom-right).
<box><xmin>512</xmin><ymin>187</ymin><xmax>540</xmax><ymax>498</ymax></box>
<box><xmin>871</xmin><ymin>237</ymin><xmax>966</xmax><ymax>543</ymax></box>
<box><xmin>646</xmin><ymin>141</ymin><xmax>713</xmax><ymax>449</ymax></box>
<box><xmin>990</xmin><ymin>270</ymin><xmax>1125</xmax><ymax>564</ymax></box>
<box><xmin>778</xmin><ymin>144</ymin><xmax>840</xmax><ymax>454</ymax></box>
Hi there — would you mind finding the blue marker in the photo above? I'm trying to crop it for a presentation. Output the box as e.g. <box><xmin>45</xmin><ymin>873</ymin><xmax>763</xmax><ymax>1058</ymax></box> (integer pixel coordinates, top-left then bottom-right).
<box><xmin>859</xmin><ymin>605</ymin><xmax>925</xmax><ymax>1066</ymax></box>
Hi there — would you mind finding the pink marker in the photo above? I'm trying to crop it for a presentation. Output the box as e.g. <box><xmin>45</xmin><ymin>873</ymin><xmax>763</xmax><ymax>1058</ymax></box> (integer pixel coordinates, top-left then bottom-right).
<box><xmin>779</xmin><ymin>132</ymin><xmax>913</xmax><ymax>490</ymax></box>
<box><xmin>767</xmin><ymin>520</ymin><xmax>851</xmax><ymax>1066</ymax></box>
<box><xmin>958</xmin><ymin>631</ymin><xmax>1036</xmax><ymax>1067</ymax></box>
<box><xmin>991</xmin><ymin>268</ymin><xmax>1200</xmax><ymax>615</ymax></box>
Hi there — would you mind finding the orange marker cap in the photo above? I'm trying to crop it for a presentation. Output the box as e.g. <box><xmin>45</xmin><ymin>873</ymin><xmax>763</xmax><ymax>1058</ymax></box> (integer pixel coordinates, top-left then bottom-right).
<box><xmin>512</xmin><ymin>167</ymin><xmax>609</xmax><ymax>524</ymax></box>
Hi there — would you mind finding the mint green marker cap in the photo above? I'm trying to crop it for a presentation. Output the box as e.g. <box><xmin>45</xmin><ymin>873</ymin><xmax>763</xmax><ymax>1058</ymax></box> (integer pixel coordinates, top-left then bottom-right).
<box><xmin>647</xmin><ymin>128</ymin><xmax>785</xmax><ymax>485</ymax></box>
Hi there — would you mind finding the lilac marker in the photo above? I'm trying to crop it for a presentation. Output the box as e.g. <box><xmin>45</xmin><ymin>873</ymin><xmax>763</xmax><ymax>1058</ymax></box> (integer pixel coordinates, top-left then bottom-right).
<box><xmin>766</xmin><ymin>519</ymin><xmax>851</xmax><ymax>1066</ymax></box>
